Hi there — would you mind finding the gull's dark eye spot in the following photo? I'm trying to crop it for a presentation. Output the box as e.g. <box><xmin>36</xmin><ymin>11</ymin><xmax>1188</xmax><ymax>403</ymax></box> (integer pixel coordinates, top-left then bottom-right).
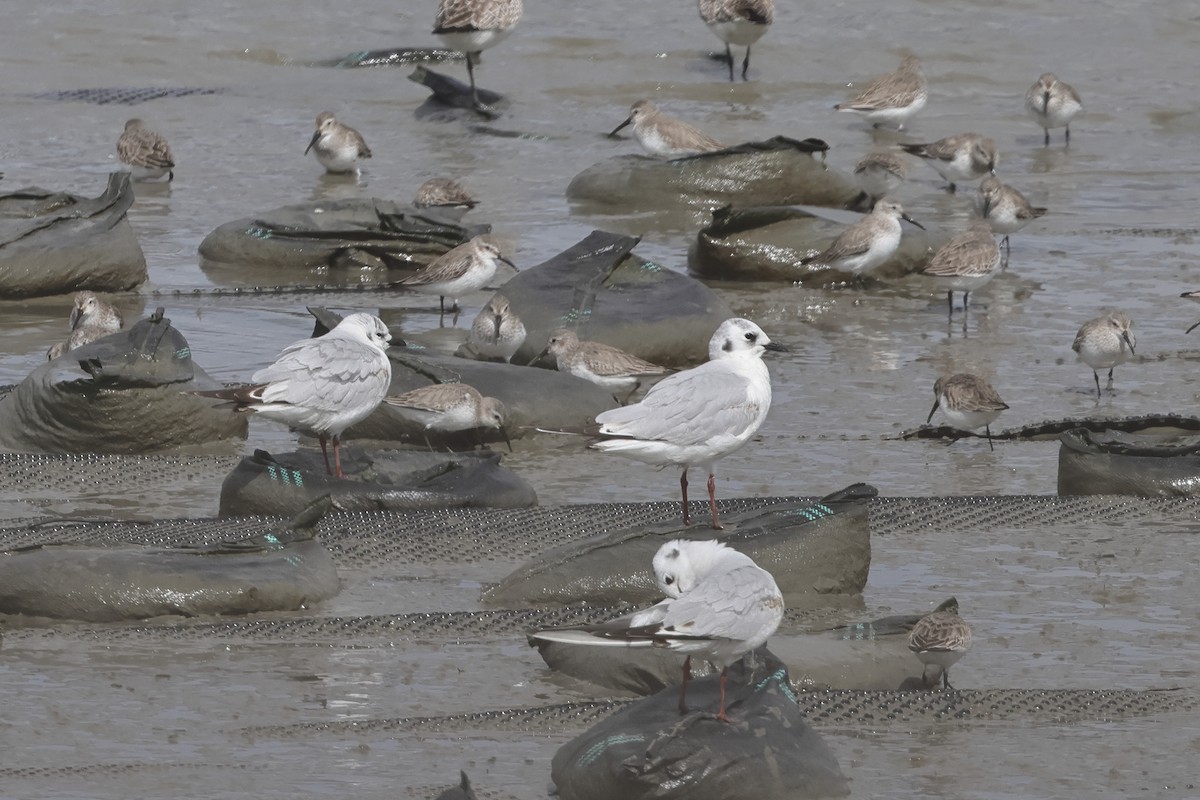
<box><xmin>664</xmin><ymin>575</ymin><xmax>674</xmax><ymax>585</ymax></box>
<box><xmin>722</xmin><ymin>340</ymin><xmax>732</xmax><ymax>352</ymax></box>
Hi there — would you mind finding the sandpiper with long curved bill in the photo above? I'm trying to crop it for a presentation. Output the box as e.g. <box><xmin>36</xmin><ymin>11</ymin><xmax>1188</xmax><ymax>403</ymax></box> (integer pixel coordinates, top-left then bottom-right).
<box><xmin>1025</xmin><ymin>72</ymin><xmax>1082</xmax><ymax>146</ymax></box>
<box><xmin>927</xmin><ymin>373</ymin><xmax>1009</xmax><ymax>451</ymax></box>
<box><xmin>609</xmin><ymin>100</ymin><xmax>726</xmax><ymax>159</ymax></box>
<box><xmin>305</xmin><ymin>112</ymin><xmax>372</xmax><ymax>175</ymax></box>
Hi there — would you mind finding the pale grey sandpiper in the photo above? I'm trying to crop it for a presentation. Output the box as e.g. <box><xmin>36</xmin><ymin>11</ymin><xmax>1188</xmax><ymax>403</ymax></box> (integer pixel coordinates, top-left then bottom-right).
<box><xmin>383</xmin><ymin>382</ymin><xmax>509</xmax><ymax>450</ymax></box>
<box><xmin>609</xmin><ymin>100</ymin><xmax>726</xmax><ymax>159</ymax></box>
<box><xmin>414</xmin><ymin>177</ymin><xmax>477</xmax><ymax>209</ymax></box>
<box><xmin>921</xmin><ymin>220</ymin><xmax>1002</xmax><ymax>318</ymax></box>
<box><xmin>926</xmin><ymin>373</ymin><xmax>1008</xmax><ymax>450</ymax></box>
<box><xmin>434</xmin><ymin>0</ymin><xmax>523</xmax><ymax>111</ymax></box>
<box><xmin>399</xmin><ymin>234</ymin><xmax>516</xmax><ymax>321</ymax></box>
<box><xmin>697</xmin><ymin>0</ymin><xmax>774</xmax><ymax>82</ymax></box>
<box><xmin>542</xmin><ymin>329</ymin><xmax>670</xmax><ymax>402</ymax></box>
<box><xmin>900</xmin><ymin>133</ymin><xmax>998</xmax><ymax>193</ymax></box>
<box><xmin>116</xmin><ymin>119</ymin><xmax>175</xmax><ymax>182</ymax></box>
<box><xmin>799</xmin><ymin>198</ymin><xmax>924</xmax><ymax>278</ymax></box>
<box><xmin>466</xmin><ymin>293</ymin><xmax>526</xmax><ymax>362</ymax></box>
<box><xmin>853</xmin><ymin>149</ymin><xmax>909</xmax><ymax>209</ymax></box>
<box><xmin>305</xmin><ymin>111</ymin><xmax>372</xmax><ymax>175</ymax></box>
<box><xmin>1072</xmin><ymin>311</ymin><xmax>1135</xmax><ymax>397</ymax></box>
<box><xmin>46</xmin><ymin>291</ymin><xmax>124</xmax><ymax>360</ymax></box>
<box><xmin>834</xmin><ymin>54</ymin><xmax>927</xmax><ymax>130</ymax></box>
<box><xmin>191</xmin><ymin>313</ymin><xmax>393</xmax><ymax>479</ymax></box>
<box><xmin>1025</xmin><ymin>72</ymin><xmax>1082</xmax><ymax>146</ymax></box>
<box><xmin>589</xmin><ymin>318</ymin><xmax>786</xmax><ymax>530</ymax></box>
<box><xmin>908</xmin><ymin>597</ymin><xmax>973</xmax><ymax>689</ymax></box>
<box><xmin>974</xmin><ymin>176</ymin><xmax>1046</xmax><ymax>255</ymax></box>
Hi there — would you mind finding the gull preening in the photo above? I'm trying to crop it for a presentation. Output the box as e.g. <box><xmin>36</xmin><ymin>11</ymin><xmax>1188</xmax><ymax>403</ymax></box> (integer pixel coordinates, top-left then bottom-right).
<box><xmin>531</xmin><ymin>538</ymin><xmax>784</xmax><ymax>722</ymax></box>
<box><xmin>117</xmin><ymin>119</ymin><xmax>175</xmax><ymax>182</ymax></box>
<box><xmin>305</xmin><ymin>112</ymin><xmax>372</xmax><ymax>175</ymax></box>
<box><xmin>589</xmin><ymin>318</ymin><xmax>785</xmax><ymax>529</ymax></box>
<box><xmin>191</xmin><ymin>313</ymin><xmax>393</xmax><ymax>478</ymax></box>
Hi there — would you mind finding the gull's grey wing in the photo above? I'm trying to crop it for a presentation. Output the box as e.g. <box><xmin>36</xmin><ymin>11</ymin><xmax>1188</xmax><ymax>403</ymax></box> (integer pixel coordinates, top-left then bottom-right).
<box><xmin>253</xmin><ymin>337</ymin><xmax>388</xmax><ymax>412</ymax></box>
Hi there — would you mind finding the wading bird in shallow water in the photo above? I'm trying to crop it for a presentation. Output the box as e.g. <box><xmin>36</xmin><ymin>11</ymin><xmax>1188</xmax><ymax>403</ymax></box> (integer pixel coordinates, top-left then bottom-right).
<box><xmin>908</xmin><ymin>597</ymin><xmax>973</xmax><ymax>689</ymax></box>
<box><xmin>305</xmin><ymin>112</ymin><xmax>372</xmax><ymax>175</ymax></box>
<box><xmin>589</xmin><ymin>318</ymin><xmax>785</xmax><ymax>530</ymax></box>
<box><xmin>834</xmin><ymin>54</ymin><xmax>927</xmax><ymax>130</ymax></box>
<box><xmin>927</xmin><ymin>373</ymin><xmax>1008</xmax><ymax>451</ymax></box>
<box><xmin>1072</xmin><ymin>311</ymin><xmax>1135</xmax><ymax>397</ymax></box>
<box><xmin>900</xmin><ymin>133</ymin><xmax>998</xmax><ymax>193</ymax></box>
<box><xmin>191</xmin><ymin>313</ymin><xmax>393</xmax><ymax>479</ymax></box>
<box><xmin>117</xmin><ymin>119</ymin><xmax>175</xmax><ymax>182</ymax></box>
<box><xmin>921</xmin><ymin>221</ymin><xmax>1002</xmax><ymax>319</ymax></box>
<box><xmin>533</xmin><ymin>539</ymin><xmax>784</xmax><ymax>722</ymax></box>
<box><xmin>1025</xmin><ymin>72</ymin><xmax>1082</xmax><ymax>146</ymax></box>
<box><xmin>697</xmin><ymin>0</ymin><xmax>774</xmax><ymax>82</ymax></box>
<box><xmin>434</xmin><ymin>0</ymin><xmax>523</xmax><ymax>112</ymax></box>
<box><xmin>609</xmin><ymin>100</ymin><xmax>726</xmax><ymax>159</ymax></box>
<box><xmin>974</xmin><ymin>176</ymin><xmax>1046</xmax><ymax>256</ymax></box>
<box><xmin>799</xmin><ymin>199</ymin><xmax>924</xmax><ymax>278</ymax></box>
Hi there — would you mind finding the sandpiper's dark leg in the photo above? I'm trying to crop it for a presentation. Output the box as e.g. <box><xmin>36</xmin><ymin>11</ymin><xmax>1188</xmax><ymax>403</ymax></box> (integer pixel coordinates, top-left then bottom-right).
<box><xmin>680</xmin><ymin>468</ymin><xmax>690</xmax><ymax>526</ymax></box>
<box><xmin>1092</xmin><ymin>370</ymin><xmax>1101</xmax><ymax>397</ymax></box>
<box><xmin>946</xmin><ymin>291</ymin><xmax>954</xmax><ymax>318</ymax></box>
<box><xmin>741</xmin><ymin>46</ymin><xmax>751</xmax><ymax>81</ymax></box>
<box><xmin>947</xmin><ymin>182</ymin><xmax>957</xmax><ymax>194</ymax></box>
<box><xmin>942</xmin><ymin>668</ymin><xmax>953</xmax><ymax>690</ymax></box>
<box><xmin>1044</xmin><ymin>128</ymin><xmax>1051</xmax><ymax>146</ymax></box>
<box><xmin>466</xmin><ymin>56</ymin><xmax>479</xmax><ymax>108</ymax></box>
<box><xmin>724</xmin><ymin>44</ymin><xmax>734</xmax><ymax>82</ymax></box>
<box><xmin>986</xmin><ymin>425</ymin><xmax>994</xmax><ymax>451</ymax></box>
<box><xmin>1106</xmin><ymin>367</ymin><xmax>1115</xmax><ymax>392</ymax></box>
<box><xmin>1064</xmin><ymin>125</ymin><xmax>1070</xmax><ymax>145</ymax></box>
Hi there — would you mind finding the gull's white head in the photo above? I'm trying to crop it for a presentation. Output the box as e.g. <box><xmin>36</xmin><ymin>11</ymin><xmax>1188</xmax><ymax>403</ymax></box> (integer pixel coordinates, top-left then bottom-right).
<box><xmin>651</xmin><ymin>539</ymin><xmax>739</xmax><ymax>598</ymax></box>
<box><xmin>707</xmin><ymin>318</ymin><xmax>786</xmax><ymax>362</ymax></box>
<box><xmin>335</xmin><ymin>313</ymin><xmax>393</xmax><ymax>352</ymax></box>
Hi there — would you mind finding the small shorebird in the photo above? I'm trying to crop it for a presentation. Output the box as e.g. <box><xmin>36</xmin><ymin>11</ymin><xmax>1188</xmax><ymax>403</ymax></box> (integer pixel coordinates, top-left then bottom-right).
<box><xmin>900</xmin><ymin>133</ymin><xmax>998</xmax><ymax>193</ymax></box>
<box><xmin>799</xmin><ymin>199</ymin><xmax>924</xmax><ymax>277</ymax></box>
<box><xmin>927</xmin><ymin>373</ymin><xmax>1008</xmax><ymax>450</ymax></box>
<box><xmin>399</xmin><ymin>235</ymin><xmax>515</xmax><ymax>321</ymax></box>
<box><xmin>383</xmin><ymin>382</ymin><xmax>508</xmax><ymax>449</ymax></box>
<box><xmin>46</xmin><ymin>292</ymin><xmax>124</xmax><ymax>360</ymax></box>
<box><xmin>543</xmin><ymin>329</ymin><xmax>670</xmax><ymax>401</ymax></box>
<box><xmin>434</xmin><ymin>0</ymin><xmax>523</xmax><ymax>111</ymax></box>
<box><xmin>908</xmin><ymin>597</ymin><xmax>973</xmax><ymax>689</ymax></box>
<box><xmin>922</xmin><ymin>220</ymin><xmax>1002</xmax><ymax>318</ymax></box>
<box><xmin>697</xmin><ymin>0</ymin><xmax>775</xmax><ymax>82</ymax></box>
<box><xmin>609</xmin><ymin>100</ymin><xmax>726</xmax><ymax>159</ymax></box>
<box><xmin>590</xmin><ymin>318</ymin><xmax>785</xmax><ymax>530</ymax></box>
<box><xmin>191</xmin><ymin>313</ymin><xmax>393</xmax><ymax>479</ymax></box>
<box><xmin>305</xmin><ymin>112</ymin><xmax>372</xmax><ymax>175</ymax></box>
<box><xmin>1025</xmin><ymin>72</ymin><xmax>1082</xmax><ymax>146</ymax></box>
<box><xmin>467</xmin><ymin>293</ymin><xmax>526</xmax><ymax>362</ymax></box>
<box><xmin>853</xmin><ymin>150</ymin><xmax>909</xmax><ymax>209</ymax></box>
<box><xmin>974</xmin><ymin>176</ymin><xmax>1047</xmax><ymax>255</ymax></box>
<box><xmin>1073</xmin><ymin>311</ymin><xmax>1136</xmax><ymax>397</ymax></box>
<box><xmin>834</xmin><ymin>54</ymin><xmax>927</xmax><ymax>130</ymax></box>
<box><xmin>116</xmin><ymin>119</ymin><xmax>175</xmax><ymax>182</ymax></box>
<box><xmin>414</xmin><ymin>177</ymin><xmax>477</xmax><ymax>209</ymax></box>
<box><xmin>532</xmin><ymin>539</ymin><xmax>783</xmax><ymax>723</ymax></box>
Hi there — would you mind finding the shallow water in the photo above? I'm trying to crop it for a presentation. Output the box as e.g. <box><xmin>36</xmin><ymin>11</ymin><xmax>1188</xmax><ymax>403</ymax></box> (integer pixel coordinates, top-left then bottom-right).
<box><xmin>2</xmin><ymin>1</ymin><xmax>1200</xmax><ymax>798</ymax></box>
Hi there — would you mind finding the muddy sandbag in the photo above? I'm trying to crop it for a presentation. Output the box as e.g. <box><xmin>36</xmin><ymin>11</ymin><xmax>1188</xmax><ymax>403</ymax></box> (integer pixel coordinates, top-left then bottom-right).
<box><xmin>550</xmin><ymin>650</ymin><xmax>849</xmax><ymax>800</ymax></box>
<box><xmin>218</xmin><ymin>448</ymin><xmax>537</xmax><ymax>517</ymax></box>
<box><xmin>493</xmin><ymin>230</ymin><xmax>733</xmax><ymax>367</ymax></box>
<box><xmin>530</xmin><ymin>610</ymin><xmax>920</xmax><ymax>695</ymax></box>
<box><xmin>0</xmin><ymin>308</ymin><xmax>247</xmax><ymax>454</ymax></box>
<box><xmin>567</xmin><ymin>136</ymin><xmax>852</xmax><ymax>216</ymax></box>
<box><xmin>0</xmin><ymin>502</ymin><xmax>339</xmax><ymax>622</ymax></box>
<box><xmin>1057</xmin><ymin>428</ymin><xmax>1200</xmax><ymax>496</ymax></box>
<box><xmin>197</xmin><ymin>197</ymin><xmax>485</xmax><ymax>274</ymax></box>
<box><xmin>689</xmin><ymin>204</ymin><xmax>946</xmax><ymax>283</ymax></box>
<box><xmin>0</xmin><ymin>172</ymin><xmax>147</xmax><ymax>299</ymax></box>
<box><xmin>302</xmin><ymin>307</ymin><xmax>619</xmax><ymax>444</ymax></box>
<box><xmin>484</xmin><ymin>485</ymin><xmax>874</xmax><ymax>608</ymax></box>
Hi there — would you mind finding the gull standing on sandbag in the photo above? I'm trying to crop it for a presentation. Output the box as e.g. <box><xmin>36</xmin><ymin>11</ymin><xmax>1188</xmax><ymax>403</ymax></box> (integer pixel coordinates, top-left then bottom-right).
<box><xmin>609</xmin><ymin>100</ymin><xmax>726</xmax><ymax>159</ymax></box>
<box><xmin>400</xmin><ymin>234</ymin><xmax>516</xmax><ymax>322</ymax></box>
<box><xmin>434</xmin><ymin>0</ymin><xmax>523</xmax><ymax>111</ymax></box>
<box><xmin>190</xmin><ymin>313</ymin><xmax>393</xmax><ymax>479</ymax></box>
<box><xmin>46</xmin><ymin>292</ymin><xmax>124</xmax><ymax>360</ymax></box>
<box><xmin>531</xmin><ymin>539</ymin><xmax>783</xmax><ymax>722</ymax></box>
<box><xmin>383</xmin><ymin>383</ymin><xmax>509</xmax><ymax>450</ymax></box>
<box><xmin>590</xmin><ymin>318</ymin><xmax>785</xmax><ymax>529</ymax></box>
<box><xmin>799</xmin><ymin>199</ymin><xmax>924</xmax><ymax>278</ymax></box>
<box><xmin>697</xmin><ymin>0</ymin><xmax>774</xmax><ymax>82</ymax></box>
<box><xmin>305</xmin><ymin>112</ymin><xmax>372</xmax><ymax>175</ymax></box>
<box><xmin>116</xmin><ymin>119</ymin><xmax>175</xmax><ymax>182</ymax></box>
<box><xmin>542</xmin><ymin>329</ymin><xmax>670</xmax><ymax>402</ymax></box>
